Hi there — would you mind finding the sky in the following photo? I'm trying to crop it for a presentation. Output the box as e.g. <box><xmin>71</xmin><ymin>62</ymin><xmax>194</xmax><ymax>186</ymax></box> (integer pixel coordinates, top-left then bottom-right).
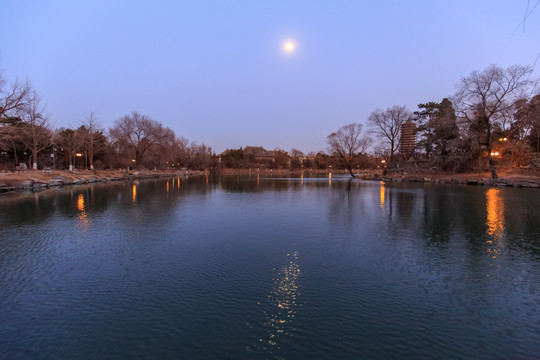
<box><xmin>1</xmin><ymin>0</ymin><xmax>539</xmax><ymax>154</ymax></box>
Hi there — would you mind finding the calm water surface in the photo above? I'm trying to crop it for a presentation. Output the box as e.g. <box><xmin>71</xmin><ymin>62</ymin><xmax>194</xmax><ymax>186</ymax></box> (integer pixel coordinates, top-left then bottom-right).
<box><xmin>1</xmin><ymin>175</ymin><xmax>539</xmax><ymax>359</ymax></box>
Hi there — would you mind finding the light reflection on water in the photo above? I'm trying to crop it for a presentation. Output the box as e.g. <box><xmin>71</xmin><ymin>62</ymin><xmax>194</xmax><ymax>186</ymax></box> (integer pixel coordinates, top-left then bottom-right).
<box><xmin>0</xmin><ymin>176</ymin><xmax>538</xmax><ymax>359</ymax></box>
<box><xmin>254</xmin><ymin>251</ymin><xmax>301</xmax><ymax>358</ymax></box>
<box><xmin>380</xmin><ymin>181</ymin><xmax>385</xmax><ymax>209</ymax></box>
<box><xmin>486</xmin><ymin>188</ymin><xmax>505</xmax><ymax>265</ymax></box>
<box><xmin>76</xmin><ymin>193</ymin><xmax>90</xmax><ymax>230</ymax></box>
<box><xmin>486</xmin><ymin>188</ymin><xmax>504</xmax><ymax>238</ymax></box>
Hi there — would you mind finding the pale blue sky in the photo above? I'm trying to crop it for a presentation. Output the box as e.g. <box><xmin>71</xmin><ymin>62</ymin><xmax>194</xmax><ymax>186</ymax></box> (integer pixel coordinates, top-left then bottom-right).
<box><xmin>2</xmin><ymin>1</ymin><xmax>539</xmax><ymax>153</ymax></box>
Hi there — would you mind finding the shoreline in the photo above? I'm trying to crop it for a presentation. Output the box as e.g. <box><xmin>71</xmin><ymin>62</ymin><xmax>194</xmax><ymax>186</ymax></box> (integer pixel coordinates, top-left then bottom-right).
<box><xmin>1</xmin><ymin>168</ymin><xmax>540</xmax><ymax>193</ymax></box>
<box><xmin>0</xmin><ymin>169</ymin><xmax>205</xmax><ymax>193</ymax></box>
<box><xmin>357</xmin><ymin>173</ymin><xmax>540</xmax><ymax>188</ymax></box>
<box><xmin>218</xmin><ymin>168</ymin><xmax>540</xmax><ymax>188</ymax></box>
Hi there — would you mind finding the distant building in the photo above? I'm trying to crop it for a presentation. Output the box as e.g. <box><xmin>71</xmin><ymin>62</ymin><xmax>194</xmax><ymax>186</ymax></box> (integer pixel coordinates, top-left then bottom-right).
<box><xmin>219</xmin><ymin>145</ymin><xmax>278</xmax><ymax>168</ymax></box>
<box><xmin>399</xmin><ymin>120</ymin><xmax>416</xmax><ymax>155</ymax></box>
<box><xmin>242</xmin><ymin>146</ymin><xmax>275</xmax><ymax>162</ymax></box>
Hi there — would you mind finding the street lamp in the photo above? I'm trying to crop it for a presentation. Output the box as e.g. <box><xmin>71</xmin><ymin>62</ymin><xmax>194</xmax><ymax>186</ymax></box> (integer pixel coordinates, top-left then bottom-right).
<box><xmin>51</xmin><ymin>147</ymin><xmax>56</xmax><ymax>169</ymax></box>
<box><xmin>76</xmin><ymin>152</ymin><xmax>83</xmax><ymax>170</ymax></box>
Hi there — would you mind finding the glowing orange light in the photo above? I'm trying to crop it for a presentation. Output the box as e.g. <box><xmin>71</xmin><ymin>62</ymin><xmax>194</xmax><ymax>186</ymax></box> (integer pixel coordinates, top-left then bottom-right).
<box><xmin>77</xmin><ymin>193</ymin><xmax>85</xmax><ymax>212</ymax></box>
<box><xmin>486</xmin><ymin>188</ymin><xmax>504</xmax><ymax>236</ymax></box>
<box><xmin>486</xmin><ymin>188</ymin><xmax>505</xmax><ymax>261</ymax></box>
<box><xmin>380</xmin><ymin>181</ymin><xmax>385</xmax><ymax>208</ymax></box>
<box><xmin>77</xmin><ymin>193</ymin><xmax>89</xmax><ymax>229</ymax></box>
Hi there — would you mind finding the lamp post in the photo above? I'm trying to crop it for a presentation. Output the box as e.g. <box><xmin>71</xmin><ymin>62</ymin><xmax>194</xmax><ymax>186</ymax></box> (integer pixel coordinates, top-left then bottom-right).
<box><xmin>76</xmin><ymin>152</ymin><xmax>83</xmax><ymax>170</ymax></box>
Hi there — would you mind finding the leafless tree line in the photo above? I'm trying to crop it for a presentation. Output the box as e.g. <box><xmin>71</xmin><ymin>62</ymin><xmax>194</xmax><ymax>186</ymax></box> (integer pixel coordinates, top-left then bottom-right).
<box><xmin>0</xmin><ymin>71</ymin><xmax>213</xmax><ymax>171</ymax></box>
<box><xmin>328</xmin><ymin>64</ymin><xmax>539</xmax><ymax>179</ymax></box>
<box><xmin>0</xmin><ymin>73</ymin><xmax>50</xmax><ymax>170</ymax></box>
<box><xmin>2</xmin><ymin>64</ymin><xmax>538</xmax><ymax>177</ymax></box>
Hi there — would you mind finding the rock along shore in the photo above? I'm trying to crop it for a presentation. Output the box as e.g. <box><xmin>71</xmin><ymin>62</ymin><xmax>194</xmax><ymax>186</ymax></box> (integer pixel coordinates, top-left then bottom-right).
<box><xmin>356</xmin><ymin>172</ymin><xmax>540</xmax><ymax>188</ymax></box>
<box><xmin>0</xmin><ymin>169</ymin><xmax>205</xmax><ymax>194</ymax></box>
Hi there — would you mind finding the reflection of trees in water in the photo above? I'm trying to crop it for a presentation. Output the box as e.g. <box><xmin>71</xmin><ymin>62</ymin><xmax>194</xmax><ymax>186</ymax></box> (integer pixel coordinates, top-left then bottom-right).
<box><xmin>104</xmin><ymin>177</ymin><xmax>214</xmax><ymax>226</ymax></box>
<box><xmin>418</xmin><ymin>186</ymin><xmax>467</xmax><ymax>246</ymax></box>
<box><xmin>2</xmin><ymin>177</ymin><xmax>538</xmax><ymax>255</ymax></box>
<box><xmin>0</xmin><ymin>191</ymin><xmax>57</xmax><ymax>227</ymax></box>
<box><xmin>0</xmin><ymin>177</ymin><xmax>216</xmax><ymax>228</ymax></box>
<box><xmin>380</xmin><ymin>184</ymin><xmax>422</xmax><ymax>239</ymax></box>
<box><xmin>218</xmin><ymin>175</ymin><xmax>358</xmax><ymax>193</ymax></box>
<box><xmin>319</xmin><ymin>180</ymin><xmax>537</xmax><ymax>261</ymax></box>
<box><xmin>379</xmin><ymin>184</ymin><xmax>539</xmax><ymax>259</ymax></box>
<box><xmin>325</xmin><ymin>180</ymin><xmax>373</xmax><ymax>236</ymax></box>
<box><xmin>498</xmin><ymin>189</ymin><xmax>540</xmax><ymax>256</ymax></box>
<box><xmin>219</xmin><ymin>176</ymin><xmax>298</xmax><ymax>193</ymax></box>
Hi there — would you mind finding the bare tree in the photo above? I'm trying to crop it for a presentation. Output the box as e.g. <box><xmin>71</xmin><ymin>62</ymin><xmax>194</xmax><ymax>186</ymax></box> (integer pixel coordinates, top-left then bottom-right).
<box><xmin>0</xmin><ymin>74</ymin><xmax>32</xmax><ymax>119</ymax></box>
<box><xmin>290</xmin><ymin>148</ymin><xmax>305</xmax><ymax>170</ymax></box>
<box><xmin>81</xmin><ymin>112</ymin><xmax>108</xmax><ymax>170</ymax></box>
<box><xmin>174</xmin><ymin>139</ymin><xmax>213</xmax><ymax>170</ymax></box>
<box><xmin>290</xmin><ymin>148</ymin><xmax>304</xmax><ymax>158</ymax></box>
<box><xmin>327</xmin><ymin>123</ymin><xmax>372</xmax><ymax>178</ymax></box>
<box><xmin>148</xmin><ymin>126</ymin><xmax>176</xmax><ymax>170</ymax></box>
<box><xmin>186</xmin><ymin>142</ymin><xmax>213</xmax><ymax>170</ymax></box>
<box><xmin>453</xmin><ymin>64</ymin><xmax>533</xmax><ymax>179</ymax></box>
<box><xmin>109</xmin><ymin>111</ymin><xmax>163</xmax><ymax>169</ymax></box>
<box><xmin>54</xmin><ymin>127</ymin><xmax>80</xmax><ymax>169</ymax></box>
<box><xmin>18</xmin><ymin>91</ymin><xmax>52</xmax><ymax>169</ymax></box>
<box><xmin>1</xmin><ymin>74</ymin><xmax>34</xmax><ymax>167</ymax></box>
<box><xmin>367</xmin><ymin>105</ymin><xmax>411</xmax><ymax>163</ymax></box>
<box><xmin>0</xmin><ymin>116</ymin><xmax>24</xmax><ymax>164</ymax></box>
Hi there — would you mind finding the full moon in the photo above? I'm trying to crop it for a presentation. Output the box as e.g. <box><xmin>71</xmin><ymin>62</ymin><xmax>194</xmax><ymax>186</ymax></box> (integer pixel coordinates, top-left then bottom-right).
<box><xmin>283</xmin><ymin>40</ymin><xmax>295</xmax><ymax>53</ymax></box>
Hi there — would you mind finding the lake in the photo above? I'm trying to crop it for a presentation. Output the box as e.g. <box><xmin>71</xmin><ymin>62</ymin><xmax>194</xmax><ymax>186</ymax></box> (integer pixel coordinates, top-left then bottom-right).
<box><xmin>0</xmin><ymin>175</ymin><xmax>539</xmax><ymax>359</ymax></box>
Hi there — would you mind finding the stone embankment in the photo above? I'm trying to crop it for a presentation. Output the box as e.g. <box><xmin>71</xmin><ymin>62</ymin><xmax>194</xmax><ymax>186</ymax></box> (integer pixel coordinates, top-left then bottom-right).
<box><xmin>358</xmin><ymin>173</ymin><xmax>540</xmax><ymax>188</ymax></box>
<box><xmin>0</xmin><ymin>169</ymin><xmax>205</xmax><ymax>193</ymax></box>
